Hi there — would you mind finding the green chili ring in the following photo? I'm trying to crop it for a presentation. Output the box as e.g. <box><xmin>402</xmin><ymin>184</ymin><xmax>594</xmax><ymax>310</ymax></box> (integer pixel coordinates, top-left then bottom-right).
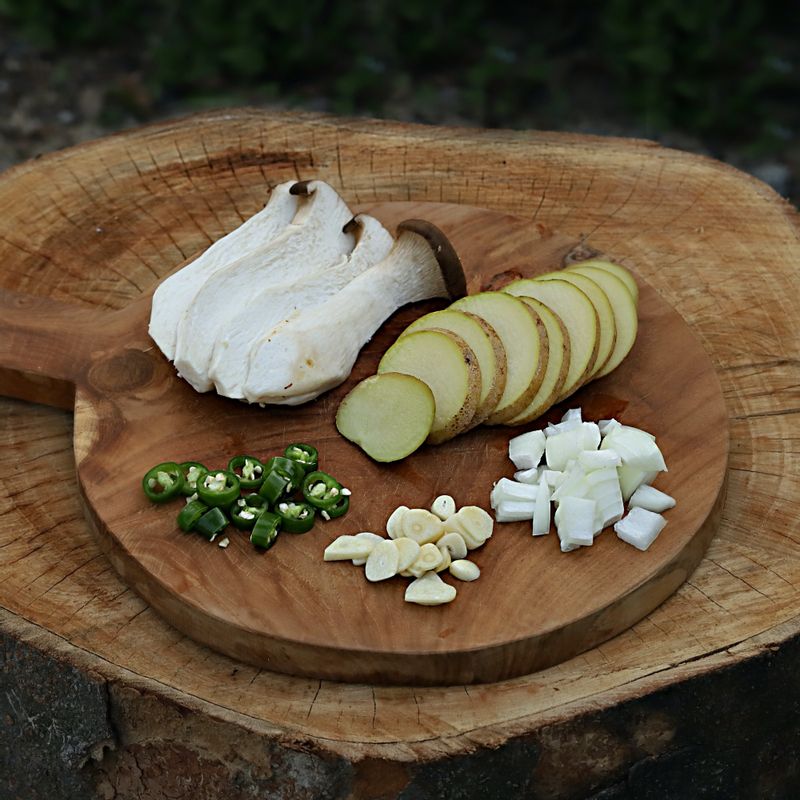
<box><xmin>177</xmin><ymin>499</ymin><xmax>209</xmax><ymax>532</ymax></box>
<box><xmin>321</xmin><ymin>494</ymin><xmax>350</xmax><ymax>520</ymax></box>
<box><xmin>275</xmin><ymin>500</ymin><xmax>316</xmax><ymax>533</ymax></box>
<box><xmin>195</xmin><ymin>507</ymin><xmax>229</xmax><ymax>541</ymax></box>
<box><xmin>283</xmin><ymin>443</ymin><xmax>319</xmax><ymax>475</ymax></box>
<box><xmin>264</xmin><ymin>456</ymin><xmax>305</xmax><ymax>491</ymax></box>
<box><xmin>301</xmin><ymin>470</ymin><xmax>343</xmax><ymax>510</ymax></box>
<box><xmin>179</xmin><ymin>461</ymin><xmax>208</xmax><ymax>496</ymax></box>
<box><xmin>257</xmin><ymin>469</ymin><xmax>293</xmax><ymax>505</ymax></box>
<box><xmin>229</xmin><ymin>493</ymin><xmax>269</xmax><ymax>530</ymax></box>
<box><xmin>142</xmin><ymin>462</ymin><xmax>185</xmax><ymax>503</ymax></box>
<box><xmin>250</xmin><ymin>511</ymin><xmax>281</xmax><ymax>550</ymax></box>
<box><xmin>196</xmin><ymin>470</ymin><xmax>241</xmax><ymax>507</ymax></box>
<box><xmin>228</xmin><ymin>455</ymin><xmax>266</xmax><ymax>490</ymax></box>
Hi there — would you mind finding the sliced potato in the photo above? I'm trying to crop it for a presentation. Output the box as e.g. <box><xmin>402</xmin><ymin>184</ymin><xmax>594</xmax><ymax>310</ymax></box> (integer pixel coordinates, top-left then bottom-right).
<box><xmin>335</xmin><ymin>373</ymin><xmax>434</xmax><ymax>462</ymax></box>
<box><xmin>503</xmin><ymin>278</ymin><xmax>598</xmax><ymax>401</ymax></box>
<box><xmin>450</xmin><ymin>292</ymin><xmax>547</xmax><ymax>424</ymax></box>
<box><xmin>378</xmin><ymin>329</ymin><xmax>481</xmax><ymax>444</ymax></box>
<box><xmin>403</xmin><ymin>309</ymin><xmax>507</xmax><ymax>427</ymax></box>
<box><xmin>505</xmin><ymin>296</ymin><xmax>571</xmax><ymax>425</ymax></box>
<box><xmin>566</xmin><ymin>265</ymin><xmax>638</xmax><ymax>378</ymax></box>
<box><xmin>566</xmin><ymin>259</ymin><xmax>638</xmax><ymax>303</ymax></box>
<box><xmin>537</xmin><ymin>271</ymin><xmax>617</xmax><ymax>378</ymax></box>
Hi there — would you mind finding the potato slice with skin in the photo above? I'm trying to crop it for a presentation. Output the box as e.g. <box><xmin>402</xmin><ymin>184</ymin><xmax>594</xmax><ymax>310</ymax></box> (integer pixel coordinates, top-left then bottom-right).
<box><xmin>567</xmin><ymin>259</ymin><xmax>638</xmax><ymax>304</ymax></box>
<box><xmin>505</xmin><ymin>296</ymin><xmax>571</xmax><ymax>425</ymax></box>
<box><xmin>403</xmin><ymin>309</ymin><xmax>507</xmax><ymax>427</ymax></box>
<box><xmin>378</xmin><ymin>329</ymin><xmax>481</xmax><ymax>444</ymax></box>
<box><xmin>503</xmin><ymin>278</ymin><xmax>599</xmax><ymax>401</ymax></box>
<box><xmin>335</xmin><ymin>373</ymin><xmax>434</xmax><ymax>462</ymax></box>
<box><xmin>566</xmin><ymin>265</ymin><xmax>638</xmax><ymax>379</ymax></box>
<box><xmin>450</xmin><ymin>292</ymin><xmax>547</xmax><ymax>424</ymax></box>
<box><xmin>537</xmin><ymin>271</ymin><xmax>617</xmax><ymax>378</ymax></box>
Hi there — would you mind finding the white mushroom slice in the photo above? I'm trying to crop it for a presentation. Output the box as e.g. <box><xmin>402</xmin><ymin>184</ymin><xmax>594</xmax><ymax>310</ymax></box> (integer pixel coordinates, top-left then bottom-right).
<box><xmin>351</xmin><ymin>532</ymin><xmax>385</xmax><ymax>566</ymax></box>
<box><xmin>629</xmin><ymin>485</ymin><xmax>676</xmax><ymax>513</ymax></box>
<box><xmin>508</xmin><ymin>429</ymin><xmax>546</xmax><ymax>470</ymax></box>
<box><xmin>209</xmin><ymin>214</ymin><xmax>393</xmax><ymax>398</ymax></box>
<box><xmin>449</xmin><ymin>559</ymin><xmax>480</xmax><ymax>582</ymax></box>
<box><xmin>443</xmin><ymin>506</ymin><xmax>493</xmax><ymax>549</ymax></box>
<box><xmin>438</xmin><ymin>532</ymin><xmax>468</xmax><ymax>560</ymax></box>
<box><xmin>401</xmin><ymin>508</ymin><xmax>444</xmax><ymax>545</ymax></box>
<box><xmin>174</xmin><ymin>181</ymin><xmax>356</xmax><ymax>393</ymax></box>
<box><xmin>323</xmin><ymin>535</ymin><xmax>375</xmax><ymax>561</ymax></box>
<box><xmin>386</xmin><ymin>505</ymin><xmax>409</xmax><ymax>539</ymax></box>
<box><xmin>408</xmin><ymin>543</ymin><xmax>443</xmax><ymax>577</ymax></box>
<box><xmin>430</xmin><ymin>494</ymin><xmax>457</xmax><ymax>521</ymax></box>
<box><xmin>242</xmin><ymin>227</ymin><xmax>459</xmax><ymax>405</ymax></box>
<box><xmin>405</xmin><ymin>572</ymin><xmax>457</xmax><ymax>606</ymax></box>
<box><xmin>149</xmin><ymin>181</ymin><xmax>298</xmax><ymax>361</ymax></box>
<box><xmin>365</xmin><ymin>540</ymin><xmax>400</xmax><ymax>582</ymax></box>
<box><xmin>614</xmin><ymin>507</ymin><xmax>667</xmax><ymax>551</ymax></box>
<box><xmin>392</xmin><ymin>537</ymin><xmax>421</xmax><ymax>572</ymax></box>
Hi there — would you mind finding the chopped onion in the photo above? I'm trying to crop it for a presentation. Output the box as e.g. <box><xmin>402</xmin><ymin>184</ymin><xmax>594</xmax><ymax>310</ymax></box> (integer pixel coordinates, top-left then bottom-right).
<box><xmin>508</xmin><ymin>429</ymin><xmax>546</xmax><ymax>470</ymax></box>
<box><xmin>598</xmin><ymin>418</ymin><xmax>622</xmax><ymax>437</ymax></box>
<box><xmin>614</xmin><ymin>507</ymin><xmax>667</xmax><ymax>551</ymax></box>
<box><xmin>514</xmin><ymin>467</ymin><xmax>541</xmax><ymax>485</ymax></box>
<box><xmin>532</xmin><ymin>476</ymin><xmax>551</xmax><ymax>536</ymax></box>
<box><xmin>579</xmin><ymin>449</ymin><xmax>621</xmax><ymax>470</ymax></box>
<box><xmin>554</xmin><ymin>496</ymin><xmax>595</xmax><ymax>547</ymax></box>
<box><xmin>617</xmin><ymin>465</ymin><xmax>659</xmax><ymax>502</ymax></box>
<box><xmin>601</xmin><ymin>427</ymin><xmax>666</xmax><ymax>472</ymax></box>
<box><xmin>561</xmin><ymin>408</ymin><xmax>582</xmax><ymax>423</ymax></box>
<box><xmin>490</xmin><ymin>478</ymin><xmax>538</xmax><ymax>509</ymax></box>
<box><xmin>629</xmin><ymin>485</ymin><xmax>676</xmax><ymax>513</ymax></box>
<box><xmin>495</xmin><ymin>499</ymin><xmax>536</xmax><ymax>523</ymax></box>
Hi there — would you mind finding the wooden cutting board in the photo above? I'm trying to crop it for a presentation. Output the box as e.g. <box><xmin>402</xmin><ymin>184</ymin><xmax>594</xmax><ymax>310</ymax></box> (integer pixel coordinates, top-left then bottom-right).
<box><xmin>0</xmin><ymin>200</ymin><xmax>728</xmax><ymax>685</ymax></box>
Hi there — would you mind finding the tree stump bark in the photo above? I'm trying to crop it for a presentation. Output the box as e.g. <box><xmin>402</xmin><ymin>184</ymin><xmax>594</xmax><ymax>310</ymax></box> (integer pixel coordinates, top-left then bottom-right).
<box><xmin>1</xmin><ymin>109</ymin><xmax>799</xmax><ymax>799</ymax></box>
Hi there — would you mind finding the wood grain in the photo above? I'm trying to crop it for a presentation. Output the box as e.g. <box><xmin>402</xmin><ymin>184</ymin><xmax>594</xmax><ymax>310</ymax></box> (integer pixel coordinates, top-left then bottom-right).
<box><xmin>0</xmin><ymin>196</ymin><xmax>727</xmax><ymax>685</ymax></box>
<box><xmin>0</xmin><ymin>110</ymin><xmax>796</xmax><ymax>761</ymax></box>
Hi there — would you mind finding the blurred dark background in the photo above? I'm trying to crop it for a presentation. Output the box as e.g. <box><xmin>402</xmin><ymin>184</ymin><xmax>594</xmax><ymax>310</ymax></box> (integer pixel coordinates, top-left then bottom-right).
<box><xmin>1</xmin><ymin>0</ymin><xmax>797</xmax><ymax>204</ymax></box>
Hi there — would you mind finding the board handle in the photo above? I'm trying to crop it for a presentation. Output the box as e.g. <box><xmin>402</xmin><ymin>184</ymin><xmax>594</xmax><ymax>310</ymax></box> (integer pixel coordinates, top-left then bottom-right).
<box><xmin>0</xmin><ymin>289</ymin><xmax>106</xmax><ymax>409</ymax></box>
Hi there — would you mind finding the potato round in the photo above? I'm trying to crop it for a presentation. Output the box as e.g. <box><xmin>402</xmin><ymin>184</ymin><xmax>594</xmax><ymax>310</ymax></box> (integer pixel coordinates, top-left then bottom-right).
<box><xmin>566</xmin><ymin>259</ymin><xmax>638</xmax><ymax>303</ymax></box>
<box><xmin>403</xmin><ymin>309</ymin><xmax>507</xmax><ymax>427</ymax></box>
<box><xmin>335</xmin><ymin>372</ymin><xmax>435</xmax><ymax>462</ymax></box>
<box><xmin>378</xmin><ymin>329</ymin><xmax>481</xmax><ymax>444</ymax></box>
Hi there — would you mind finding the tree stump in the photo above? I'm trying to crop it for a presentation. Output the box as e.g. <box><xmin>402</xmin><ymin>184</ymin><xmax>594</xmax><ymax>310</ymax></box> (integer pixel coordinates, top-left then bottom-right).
<box><xmin>1</xmin><ymin>110</ymin><xmax>799</xmax><ymax>799</ymax></box>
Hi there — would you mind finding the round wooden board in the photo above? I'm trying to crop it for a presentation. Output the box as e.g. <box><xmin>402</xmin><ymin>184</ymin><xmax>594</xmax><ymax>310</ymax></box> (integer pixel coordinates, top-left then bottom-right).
<box><xmin>1</xmin><ymin>200</ymin><xmax>728</xmax><ymax>684</ymax></box>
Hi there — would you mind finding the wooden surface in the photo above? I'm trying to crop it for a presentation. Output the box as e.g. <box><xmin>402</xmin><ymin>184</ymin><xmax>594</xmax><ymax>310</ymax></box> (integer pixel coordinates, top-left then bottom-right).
<box><xmin>0</xmin><ymin>192</ymin><xmax>728</xmax><ymax>684</ymax></box>
<box><xmin>0</xmin><ymin>110</ymin><xmax>798</xmax><ymax>781</ymax></box>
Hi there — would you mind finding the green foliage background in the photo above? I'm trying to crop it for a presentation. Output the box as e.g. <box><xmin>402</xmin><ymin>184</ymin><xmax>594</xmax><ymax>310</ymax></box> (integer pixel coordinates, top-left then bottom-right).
<box><xmin>0</xmin><ymin>0</ymin><xmax>795</xmax><ymax>150</ymax></box>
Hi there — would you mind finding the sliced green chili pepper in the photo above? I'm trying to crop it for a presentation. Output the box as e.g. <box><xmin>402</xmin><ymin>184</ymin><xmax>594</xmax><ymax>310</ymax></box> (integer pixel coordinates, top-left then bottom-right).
<box><xmin>229</xmin><ymin>493</ymin><xmax>268</xmax><ymax>530</ymax></box>
<box><xmin>258</xmin><ymin>469</ymin><xmax>292</xmax><ymax>504</ymax></box>
<box><xmin>179</xmin><ymin>461</ymin><xmax>208</xmax><ymax>496</ymax></box>
<box><xmin>283</xmin><ymin>443</ymin><xmax>318</xmax><ymax>475</ymax></box>
<box><xmin>142</xmin><ymin>462</ymin><xmax>185</xmax><ymax>503</ymax></box>
<box><xmin>264</xmin><ymin>456</ymin><xmax>305</xmax><ymax>491</ymax></box>
<box><xmin>177</xmin><ymin>499</ymin><xmax>209</xmax><ymax>532</ymax></box>
<box><xmin>275</xmin><ymin>500</ymin><xmax>316</xmax><ymax>533</ymax></box>
<box><xmin>228</xmin><ymin>455</ymin><xmax>265</xmax><ymax>490</ymax></box>
<box><xmin>301</xmin><ymin>470</ymin><xmax>344</xmax><ymax>510</ymax></box>
<box><xmin>195</xmin><ymin>507</ymin><xmax>228</xmax><ymax>541</ymax></box>
<box><xmin>250</xmin><ymin>511</ymin><xmax>280</xmax><ymax>550</ymax></box>
<box><xmin>321</xmin><ymin>494</ymin><xmax>349</xmax><ymax>520</ymax></box>
<box><xmin>196</xmin><ymin>470</ymin><xmax>240</xmax><ymax>507</ymax></box>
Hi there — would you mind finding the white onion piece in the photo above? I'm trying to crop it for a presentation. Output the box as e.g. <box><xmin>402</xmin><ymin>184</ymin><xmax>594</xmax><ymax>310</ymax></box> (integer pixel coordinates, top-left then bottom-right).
<box><xmin>629</xmin><ymin>485</ymin><xmax>676</xmax><ymax>513</ymax></box>
<box><xmin>508</xmin><ymin>429</ymin><xmax>546</xmax><ymax>469</ymax></box>
<box><xmin>542</xmin><ymin>469</ymin><xmax>564</xmax><ymax>487</ymax></box>
<box><xmin>545</xmin><ymin>423</ymin><xmax>601</xmax><ymax>470</ymax></box>
<box><xmin>614</xmin><ymin>507</ymin><xmax>667</xmax><ymax>551</ymax></box>
<box><xmin>495</xmin><ymin>499</ymin><xmax>536</xmax><ymax>522</ymax></box>
<box><xmin>618</xmin><ymin>466</ymin><xmax>659</xmax><ymax>502</ymax></box>
<box><xmin>490</xmin><ymin>478</ymin><xmax>538</xmax><ymax>509</ymax></box>
<box><xmin>545</xmin><ymin>417</ymin><xmax>582</xmax><ymax>437</ymax></box>
<box><xmin>598</xmin><ymin>418</ymin><xmax>622</xmax><ymax>437</ymax></box>
<box><xmin>514</xmin><ymin>467</ymin><xmax>541</xmax><ymax>485</ymax></box>
<box><xmin>561</xmin><ymin>407</ymin><xmax>582</xmax><ymax>423</ymax></box>
<box><xmin>601</xmin><ymin>427</ymin><xmax>666</xmax><ymax>471</ymax></box>
<box><xmin>579</xmin><ymin>449</ymin><xmax>621</xmax><ymax>470</ymax></box>
<box><xmin>554</xmin><ymin>496</ymin><xmax>595</xmax><ymax>547</ymax></box>
<box><xmin>532</xmin><ymin>475</ymin><xmax>551</xmax><ymax>536</ymax></box>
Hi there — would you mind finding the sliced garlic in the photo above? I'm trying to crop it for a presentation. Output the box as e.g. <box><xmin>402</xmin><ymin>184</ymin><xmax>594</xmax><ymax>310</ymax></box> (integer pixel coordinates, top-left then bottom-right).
<box><xmin>351</xmin><ymin>531</ymin><xmax>385</xmax><ymax>565</ymax></box>
<box><xmin>405</xmin><ymin>571</ymin><xmax>457</xmax><ymax>606</ymax></box>
<box><xmin>365</xmin><ymin>539</ymin><xmax>400</xmax><ymax>582</ymax></box>
<box><xmin>444</xmin><ymin>506</ymin><xmax>493</xmax><ymax>549</ymax></box>
<box><xmin>629</xmin><ymin>485</ymin><xmax>676</xmax><ymax>513</ymax></box>
<box><xmin>392</xmin><ymin>537</ymin><xmax>421</xmax><ymax>572</ymax></box>
<box><xmin>386</xmin><ymin>505</ymin><xmax>409</xmax><ymax>539</ymax></box>
<box><xmin>401</xmin><ymin>508</ymin><xmax>444</xmax><ymax>545</ymax></box>
<box><xmin>614</xmin><ymin>507</ymin><xmax>667</xmax><ymax>551</ymax></box>
<box><xmin>323</xmin><ymin>535</ymin><xmax>375</xmax><ymax>561</ymax></box>
<box><xmin>435</xmin><ymin>545</ymin><xmax>452</xmax><ymax>573</ymax></box>
<box><xmin>408</xmin><ymin>542</ymin><xmax>443</xmax><ymax>577</ymax></box>
<box><xmin>438</xmin><ymin>532</ymin><xmax>468</xmax><ymax>560</ymax></box>
<box><xmin>449</xmin><ymin>559</ymin><xmax>480</xmax><ymax>582</ymax></box>
<box><xmin>430</xmin><ymin>494</ymin><xmax>456</xmax><ymax>521</ymax></box>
